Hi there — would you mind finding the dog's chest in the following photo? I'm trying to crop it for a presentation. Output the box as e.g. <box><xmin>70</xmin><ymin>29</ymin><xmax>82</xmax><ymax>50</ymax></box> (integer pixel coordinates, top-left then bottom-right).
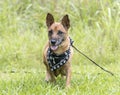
<box><xmin>47</xmin><ymin>48</ymin><xmax>70</xmax><ymax>72</ymax></box>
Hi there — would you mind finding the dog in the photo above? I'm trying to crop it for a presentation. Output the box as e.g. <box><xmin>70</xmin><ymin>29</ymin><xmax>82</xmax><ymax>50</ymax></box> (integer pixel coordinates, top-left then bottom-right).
<box><xmin>43</xmin><ymin>13</ymin><xmax>73</xmax><ymax>87</ymax></box>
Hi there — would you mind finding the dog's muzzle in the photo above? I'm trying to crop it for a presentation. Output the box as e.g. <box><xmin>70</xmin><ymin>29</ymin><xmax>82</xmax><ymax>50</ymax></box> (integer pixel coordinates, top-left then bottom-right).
<box><xmin>50</xmin><ymin>39</ymin><xmax>64</xmax><ymax>51</ymax></box>
<box><xmin>51</xmin><ymin>39</ymin><xmax>57</xmax><ymax>45</ymax></box>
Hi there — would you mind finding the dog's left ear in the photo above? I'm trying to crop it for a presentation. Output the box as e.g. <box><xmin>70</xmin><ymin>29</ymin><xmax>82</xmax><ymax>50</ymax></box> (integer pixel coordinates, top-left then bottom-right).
<box><xmin>46</xmin><ymin>13</ymin><xmax>54</xmax><ymax>28</ymax></box>
<box><xmin>61</xmin><ymin>15</ymin><xmax>70</xmax><ymax>30</ymax></box>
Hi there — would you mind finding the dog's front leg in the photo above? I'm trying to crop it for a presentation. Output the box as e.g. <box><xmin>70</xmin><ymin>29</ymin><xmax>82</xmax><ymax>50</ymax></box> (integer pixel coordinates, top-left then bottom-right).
<box><xmin>66</xmin><ymin>64</ymin><xmax>71</xmax><ymax>87</ymax></box>
<box><xmin>44</xmin><ymin>60</ymin><xmax>56</xmax><ymax>82</ymax></box>
<box><xmin>45</xmin><ymin>69</ymin><xmax>56</xmax><ymax>82</ymax></box>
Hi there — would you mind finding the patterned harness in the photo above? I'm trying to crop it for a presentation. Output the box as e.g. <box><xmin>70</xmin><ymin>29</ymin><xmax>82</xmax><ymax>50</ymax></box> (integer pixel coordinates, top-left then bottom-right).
<box><xmin>47</xmin><ymin>38</ymin><xmax>73</xmax><ymax>71</ymax></box>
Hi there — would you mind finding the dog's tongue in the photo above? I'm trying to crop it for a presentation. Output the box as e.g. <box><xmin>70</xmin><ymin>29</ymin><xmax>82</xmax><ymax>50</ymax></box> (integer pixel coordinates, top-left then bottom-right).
<box><xmin>51</xmin><ymin>46</ymin><xmax>58</xmax><ymax>51</ymax></box>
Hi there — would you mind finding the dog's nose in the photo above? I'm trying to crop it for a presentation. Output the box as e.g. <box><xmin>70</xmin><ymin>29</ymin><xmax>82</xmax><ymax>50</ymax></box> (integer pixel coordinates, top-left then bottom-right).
<box><xmin>51</xmin><ymin>39</ymin><xmax>56</xmax><ymax>45</ymax></box>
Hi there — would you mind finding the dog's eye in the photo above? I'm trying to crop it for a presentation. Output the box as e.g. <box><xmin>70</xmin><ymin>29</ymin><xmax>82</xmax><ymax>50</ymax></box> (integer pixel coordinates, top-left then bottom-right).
<box><xmin>48</xmin><ymin>30</ymin><xmax>53</xmax><ymax>35</ymax></box>
<box><xmin>58</xmin><ymin>30</ymin><xmax>63</xmax><ymax>35</ymax></box>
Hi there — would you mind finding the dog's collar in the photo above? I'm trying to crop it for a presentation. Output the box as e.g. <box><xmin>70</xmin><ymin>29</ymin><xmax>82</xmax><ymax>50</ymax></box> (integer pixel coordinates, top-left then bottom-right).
<box><xmin>47</xmin><ymin>37</ymin><xmax>73</xmax><ymax>71</ymax></box>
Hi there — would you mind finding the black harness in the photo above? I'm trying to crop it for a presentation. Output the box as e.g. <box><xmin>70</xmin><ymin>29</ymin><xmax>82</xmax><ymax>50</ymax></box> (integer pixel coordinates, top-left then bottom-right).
<box><xmin>47</xmin><ymin>38</ymin><xmax>73</xmax><ymax>71</ymax></box>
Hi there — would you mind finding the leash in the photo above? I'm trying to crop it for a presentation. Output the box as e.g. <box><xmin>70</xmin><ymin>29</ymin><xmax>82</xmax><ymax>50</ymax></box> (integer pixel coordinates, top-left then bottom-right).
<box><xmin>71</xmin><ymin>44</ymin><xmax>114</xmax><ymax>76</ymax></box>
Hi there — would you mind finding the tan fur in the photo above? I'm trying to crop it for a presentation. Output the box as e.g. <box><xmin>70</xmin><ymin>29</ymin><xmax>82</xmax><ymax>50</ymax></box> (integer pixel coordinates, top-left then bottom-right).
<box><xmin>43</xmin><ymin>13</ymin><xmax>73</xmax><ymax>87</ymax></box>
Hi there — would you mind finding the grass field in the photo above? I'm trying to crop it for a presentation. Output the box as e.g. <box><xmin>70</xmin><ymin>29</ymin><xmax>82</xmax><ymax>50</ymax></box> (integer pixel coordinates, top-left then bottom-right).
<box><xmin>0</xmin><ymin>0</ymin><xmax>120</xmax><ymax>95</ymax></box>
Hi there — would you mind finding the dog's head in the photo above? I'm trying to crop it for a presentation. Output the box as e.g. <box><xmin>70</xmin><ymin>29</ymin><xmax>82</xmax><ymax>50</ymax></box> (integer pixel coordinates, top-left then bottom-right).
<box><xmin>46</xmin><ymin>13</ymin><xmax>70</xmax><ymax>51</ymax></box>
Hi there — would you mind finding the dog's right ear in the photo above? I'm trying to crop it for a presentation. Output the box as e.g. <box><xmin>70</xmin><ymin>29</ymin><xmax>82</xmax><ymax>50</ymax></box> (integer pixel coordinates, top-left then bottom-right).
<box><xmin>61</xmin><ymin>14</ymin><xmax>70</xmax><ymax>31</ymax></box>
<box><xmin>46</xmin><ymin>13</ymin><xmax>54</xmax><ymax>28</ymax></box>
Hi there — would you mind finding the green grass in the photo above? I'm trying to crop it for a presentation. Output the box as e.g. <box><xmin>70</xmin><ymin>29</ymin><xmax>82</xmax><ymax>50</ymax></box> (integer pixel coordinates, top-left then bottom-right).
<box><xmin>0</xmin><ymin>0</ymin><xmax>120</xmax><ymax>95</ymax></box>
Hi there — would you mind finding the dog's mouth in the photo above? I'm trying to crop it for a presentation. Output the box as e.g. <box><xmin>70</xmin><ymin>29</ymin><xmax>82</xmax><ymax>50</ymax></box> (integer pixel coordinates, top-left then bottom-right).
<box><xmin>50</xmin><ymin>38</ymin><xmax>64</xmax><ymax>51</ymax></box>
<box><xmin>50</xmin><ymin>45</ymin><xmax>58</xmax><ymax>51</ymax></box>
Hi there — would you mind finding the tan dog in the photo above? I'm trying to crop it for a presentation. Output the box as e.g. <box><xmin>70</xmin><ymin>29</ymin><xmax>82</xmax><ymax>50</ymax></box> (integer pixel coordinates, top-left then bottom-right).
<box><xmin>43</xmin><ymin>13</ymin><xmax>73</xmax><ymax>87</ymax></box>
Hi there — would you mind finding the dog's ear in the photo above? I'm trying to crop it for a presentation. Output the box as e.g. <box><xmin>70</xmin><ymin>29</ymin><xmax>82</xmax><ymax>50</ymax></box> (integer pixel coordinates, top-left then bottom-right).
<box><xmin>46</xmin><ymin>13</ymin><xmax>54</xmax><ymax>28</ymax></box>
<box><xmin>61</xmin><ymin>15</ymin><xmax>70</xmax><ymax>30</ymax></box>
